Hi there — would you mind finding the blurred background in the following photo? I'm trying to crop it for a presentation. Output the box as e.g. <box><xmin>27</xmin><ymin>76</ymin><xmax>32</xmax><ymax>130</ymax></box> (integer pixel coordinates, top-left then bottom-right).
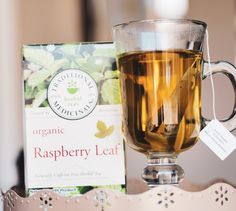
<box><xmin>0</xmin><ymin>0</ymin><xmax>236</xmax><ymax>192</ymax></box>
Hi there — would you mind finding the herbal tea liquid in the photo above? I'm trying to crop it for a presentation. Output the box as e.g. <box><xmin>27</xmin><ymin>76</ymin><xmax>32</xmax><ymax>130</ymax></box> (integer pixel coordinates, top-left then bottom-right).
<box><xmin>118</xmin><ymin>50</ymin><xmax>202</xmax><ymax>153</ymax></box>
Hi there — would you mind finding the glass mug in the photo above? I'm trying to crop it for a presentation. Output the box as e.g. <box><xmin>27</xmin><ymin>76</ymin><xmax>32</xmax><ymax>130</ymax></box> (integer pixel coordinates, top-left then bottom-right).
<box><xmin>112</xmin><ymin>19</ymin><xmax>236</xmax><ymax>187</ymax></box>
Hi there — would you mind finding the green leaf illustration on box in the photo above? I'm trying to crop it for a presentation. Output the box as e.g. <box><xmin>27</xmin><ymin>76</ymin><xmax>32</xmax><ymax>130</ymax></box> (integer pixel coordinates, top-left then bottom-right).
<box><xmin>24</xmin><ymin>43</ymin><xmax>120</xmax><ymax>107</ymax></box>
<box><xmin>31</xmin><ymin>89</ymin><xmax>47</xmax><ymax>108</ymax></box>
<box><xmin>23</xmin><ymin>47</ymin><xmax>55</xmax><ymax>69</ymax></box>
<box><xmin>101</xmin><ymin>79</ymin><xmax>121</xmax><ymax>104</ymax></box>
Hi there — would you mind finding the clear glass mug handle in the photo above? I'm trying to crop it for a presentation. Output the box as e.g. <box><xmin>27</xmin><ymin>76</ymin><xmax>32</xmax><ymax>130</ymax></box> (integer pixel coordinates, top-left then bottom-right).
<box><xmin>203</xmin><ymin>61</ymin><xmax>236</xmax><ymax>131</ymax></box>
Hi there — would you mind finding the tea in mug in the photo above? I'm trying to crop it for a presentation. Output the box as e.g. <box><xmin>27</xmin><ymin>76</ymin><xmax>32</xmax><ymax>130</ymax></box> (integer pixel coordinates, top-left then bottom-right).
<box><xmin>118</xmin><ymin>50</ymin><xmax>202</xmax><ymax>153</ymax></box>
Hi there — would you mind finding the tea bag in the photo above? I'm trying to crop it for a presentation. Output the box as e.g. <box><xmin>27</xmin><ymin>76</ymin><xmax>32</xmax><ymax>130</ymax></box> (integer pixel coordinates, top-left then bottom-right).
<box><xmin>199</xmin><ymin>29</ymin><xmax>236</xmax><ymax>160</ymax></box>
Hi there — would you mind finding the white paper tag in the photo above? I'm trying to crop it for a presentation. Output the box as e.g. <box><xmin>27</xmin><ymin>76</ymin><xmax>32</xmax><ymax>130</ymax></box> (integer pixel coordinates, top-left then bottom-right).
<box><xmin>199</xmin><ymin>119</ymin><xmax>236</xmax><ymax>160</ymax></box>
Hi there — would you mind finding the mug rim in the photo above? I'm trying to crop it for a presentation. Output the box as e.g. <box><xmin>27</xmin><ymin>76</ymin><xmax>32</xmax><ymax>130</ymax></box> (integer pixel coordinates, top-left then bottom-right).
<box><xmin>112</xmin><ymin>19</ymin><xmax>207</xmax><ymax>30</ymax></box>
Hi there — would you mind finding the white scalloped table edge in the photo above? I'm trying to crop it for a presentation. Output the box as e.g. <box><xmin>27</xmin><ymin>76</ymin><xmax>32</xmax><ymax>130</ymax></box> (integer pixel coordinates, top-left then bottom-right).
<box><xmin>2</xmin><ymin>183</ymin><xmax>236</xmax><ymax>211</ymax></box>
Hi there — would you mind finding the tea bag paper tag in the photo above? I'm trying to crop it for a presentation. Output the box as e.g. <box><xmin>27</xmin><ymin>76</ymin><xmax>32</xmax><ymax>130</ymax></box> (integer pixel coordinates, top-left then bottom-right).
<box><xmin>199</xmin><ymin>119</ymin><xmax>236</xmax><ymax>160</ymax></box>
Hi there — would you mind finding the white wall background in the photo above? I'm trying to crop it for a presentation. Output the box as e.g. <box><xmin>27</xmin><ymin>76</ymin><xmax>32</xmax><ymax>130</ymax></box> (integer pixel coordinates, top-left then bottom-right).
<box><xmin>0</xmin><ymin>0</ymin><xmax>23</xmax><ymax>192</ymax></box>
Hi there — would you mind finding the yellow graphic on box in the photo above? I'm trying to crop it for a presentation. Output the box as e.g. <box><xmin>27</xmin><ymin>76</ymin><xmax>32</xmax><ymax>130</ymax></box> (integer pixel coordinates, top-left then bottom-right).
<box><xmin>95</xmin><ymin>121</ymin><xmax>114</xmax><ymax>138</ymax></box>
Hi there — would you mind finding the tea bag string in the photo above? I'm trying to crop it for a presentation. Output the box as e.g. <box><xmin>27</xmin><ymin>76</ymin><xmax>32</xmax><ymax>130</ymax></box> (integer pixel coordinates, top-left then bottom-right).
<box><xmin>206</xmin><ymin>29</ymin><xmax>217</xmax><ymax>120</ymax></box>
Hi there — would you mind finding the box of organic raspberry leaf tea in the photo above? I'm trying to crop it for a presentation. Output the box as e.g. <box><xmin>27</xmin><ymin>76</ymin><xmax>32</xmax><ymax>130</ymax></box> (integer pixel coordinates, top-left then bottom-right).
<box><xmin>23</xmin><ymin>43</ymin><xmax>126</xmax><ymax>196</ymax></box>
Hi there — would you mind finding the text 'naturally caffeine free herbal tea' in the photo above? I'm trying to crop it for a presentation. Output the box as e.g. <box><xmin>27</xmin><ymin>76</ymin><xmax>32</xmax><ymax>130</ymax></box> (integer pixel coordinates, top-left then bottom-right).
<box><xmin>23</xmin><ymin>43</ymin><xmax>126</xmax><ymax>196</ymax></box>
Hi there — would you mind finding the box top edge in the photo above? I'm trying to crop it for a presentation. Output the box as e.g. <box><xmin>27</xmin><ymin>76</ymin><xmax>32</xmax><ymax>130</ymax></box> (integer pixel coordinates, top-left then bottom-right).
<box><xmin>22</xmin><ymin>41</ymin><xmax>114</xmax><ymax>48</ymax></box>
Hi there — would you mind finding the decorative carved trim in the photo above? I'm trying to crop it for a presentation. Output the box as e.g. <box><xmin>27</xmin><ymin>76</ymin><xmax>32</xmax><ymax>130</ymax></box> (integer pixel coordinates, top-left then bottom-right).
<box><xmin>3</xmin><ymin>183</ymin><xmax>236</xmax><ymax>211</ymax></box>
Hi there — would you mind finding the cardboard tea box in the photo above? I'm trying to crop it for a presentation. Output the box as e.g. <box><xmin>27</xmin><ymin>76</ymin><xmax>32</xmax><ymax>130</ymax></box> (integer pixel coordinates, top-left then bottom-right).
<box><xmin>22</xmin><ymin>43</ymin><xmax>126</xmax><ymax>196</ymax></box>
